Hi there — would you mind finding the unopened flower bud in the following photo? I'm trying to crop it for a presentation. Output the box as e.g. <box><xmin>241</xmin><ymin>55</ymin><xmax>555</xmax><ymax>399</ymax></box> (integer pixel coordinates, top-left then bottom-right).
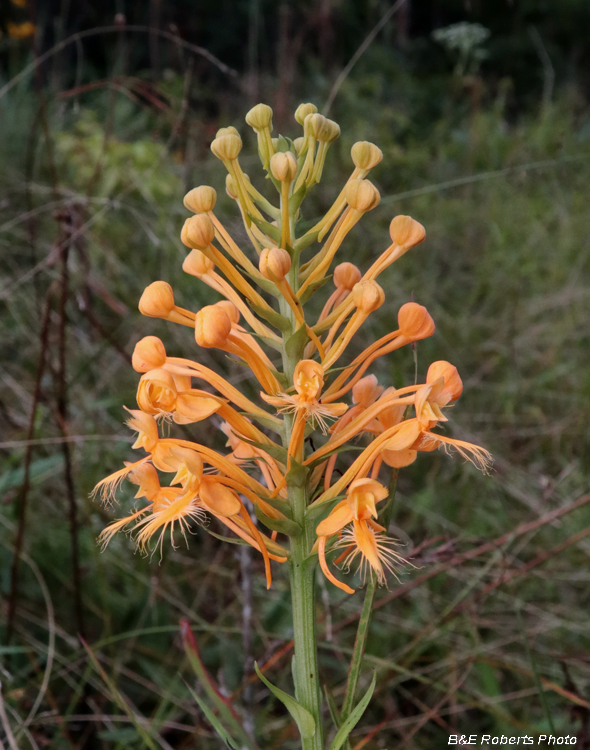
<box><xmin>132</xmin><ymin>336</ymin><xmax>167</xmax><ymax>372</ymax></box>
<box><xmin>183</xmin><ymin>185</ymin><xmax>217</xmax><ymax>214</ymax></box>
<box><xmin>215</xmin><ymin>300</ymin><xmax>240</xmax><ymax>325</ymax></box>
<box><xmin>269</xmin><ymin>151</ymin><xmax>297</xmax><ymax>182</ymax></box>
<box><xmin>271</xmin><ymin>137</ymin><xmax>279</xmax><ymax>151</ymax></box>
<box><xmin>398</xmin><ymin>302</ymin><xmax>435</xmax><ymax>340</ymax></box>
<box><xmin>139</xmin><ymin>281</ymin><xmax>175</xmax><ymax>318</ymax></box>
<box><xmin>345</xmin><ymin>179</ymin><xmax>380</xmax><ymax>212</ymax></box>
<box><xmin>184</xmin><ymin>214</ymin><xmax>216</xmax><ymax>250</ymax></box>
<box><xmin>211</xmin><ymin>134</ymin><xmax>242</xmax><ymax>161</ymax></box>
<box><xmin>216</xmin><ymin>126</ymin><xmax>240</xmax><ymax>138</ymax></box>
<box><xmin>259</xmin><ymin>247</ymin><xmax>291</xmax><ymax>281</ymax></box>
<box><xmin>295</xmin><ymin>102</ymin><xmax>318</xmax><ymax>125</ymax></box>
<box><xmin>427</xmin><ymin>361</ymin><xmax>463</xmax><ymax>403</ymax></box>
<box><xmin>352</xmin><ymin>280</ymin><xmax>385</xmax><ymax>313</ymax></box>
<box><xmin>194</xmin><ymin>305</ymin><xmax>232</xmax><ymax>348</ymax></box>
<box><xmin>334</xmin><ymin>262</ymin><xmax>361</xmax><ymax>290</ymax></box>
<box><xmin>351</xmin><ymin>141</ymin><xmax>383</xmax><ymax>170</ymax></box>
<box><xmin>389</xmin><ymin>215</ymin><xmax>426</xmax><ymax>248</ymax></box>
<box><xmin>322</xmin><ymin>119</ymin><xmax>340</xmax><ymax>143</ymax></box>
<box><xmin>306</xmin><ymin>113</ymin><xmax>329</xmax><ymax>140</ymax></box>
<box><xmin>225</xmin><ymin>173</ymin><xmax>239</xmax><ymax>199</ymax></box>
<box><xmin>293</xmin><ymin>136</ymin><xmax>305</xmax><ymax>154</ymax></box>
<box><xmin>245</xmin><ymin>103</ymin><xmax>273</xmax><ymax>131</ymax></box>
<box><xmin>137</xmin><ymin>368</ymin><xmax>177</xmax><ymax>414</ymax></box>
<box><xmin>182</xmin><ymin>249</ymin><xmax>214</xmax><ymax>278</ymax></box>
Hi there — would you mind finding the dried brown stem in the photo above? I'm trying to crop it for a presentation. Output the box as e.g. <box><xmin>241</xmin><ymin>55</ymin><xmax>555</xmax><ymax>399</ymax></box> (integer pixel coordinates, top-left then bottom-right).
<box><xmin>6</xmin><ymin>291</ymin><xmax>53</xmax><ymax>642</ymax></box>
<box><xmin>54</xmin><ymin>207</ymin><xmax>85</xmax><ymax>637</ymax></box>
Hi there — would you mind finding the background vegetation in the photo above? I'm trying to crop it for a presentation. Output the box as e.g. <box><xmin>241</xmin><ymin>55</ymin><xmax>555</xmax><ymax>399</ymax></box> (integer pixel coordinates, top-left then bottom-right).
<box><xmin>1</xmin><ymin>1</ymin><xmax>589</xmax><ymax>748</ymax></box>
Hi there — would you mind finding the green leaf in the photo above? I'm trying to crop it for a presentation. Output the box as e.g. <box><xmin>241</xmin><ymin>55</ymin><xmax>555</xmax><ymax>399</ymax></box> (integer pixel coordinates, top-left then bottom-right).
<box><xmin>206</xmin><ymin>530</ymin><xmax>251</xmax><ymax>546</ymax></box>
<box><xmin>247</xmin><ymin>213</ymin><xmax>281</xmax><ymax>243</ymax></box>
<box><xmin>253</xmin><ymin>491</ymin><xmax>292</xmax><ymax>518</ymax></box>
<box><xmin>305</xmin><ymin>495</ymin><xmax>346</xmax><ymax>521</ymax></box>
<box><xmin>250</xmin><ymin>303</ymin><xmax>292</xmax><ymax>333</ymax></box>
<box><xmin>181</xmin><ymin>620</ymin><xmax>258</xmax><ymax>750</ymax></box>
<box><xmin>285</xmin><ymin>457</ymin><xmax>310</xmax><ymax>488</ymax></box>
<box><xmin>240</xmin><ymin>438</ymin><xmax>288</xmax><ymax>465</ymax></box>
<box><xmin>254</xmin><ymin>663</ymin><xmax>316</xmax><ymax>741</ymax></box>
<box><xmin>298</xmin><ymin>274</ymin><xmax>332</xmax><ymax>305</ymax></box>
<box><xmin>241</xmin><ymin>412</ymin><xmax>283</xmax><ymax>435</ymax></box>
<box><xmin>285</xmin><ymin>323</ymin><xmax>310</xmax><ymax>361</ymax></box>
<box><xmin>306</xmin><ymin>444</ymin><xmax>364</xmax><ymax>470</ymax></box>
<box><xmin>323</xmin><ymin>684</ymin><xmax>342</xmax><ymax>731</ymax></box>
<box><xmin>273</xmin><ymin>371</ymin><xmax>290</xmax><ymax>390</ymax></box>
<box><xmin>289</xmin><ymin>183</ymin><xmax>308</xmax><ymax>214</ymax></box>
<box><xmin>328</xmin><ymin>671</ymin><xmax>376</xmax><ymax>750</ymax></box>
<box><xmin>257</xmin><ymin>334</ymin><xmax>283</xmax><ymax>352</ymax></box>
<box><xmin>82</xmin><ymin>639</ymin><xmax>159</xmax><ymax>750</ymax></box>
<box><xmin>276</xmin><ymin>135</ymin><xmax>294</xmax><ymax>153</ymax></box>
<box><xmin>254</xmin><ymin>504</ymin><xmax>302</xmax><ymax>538</ymax></box>
<box><xmin>184</xmin><ymin>682</ymin><xmax>240</xmax><ymax>750</ymax></box>
<box><xmin>293</xmin><ymin>230</ymin><xmax>319</xmax><ymax>254</ymax></box>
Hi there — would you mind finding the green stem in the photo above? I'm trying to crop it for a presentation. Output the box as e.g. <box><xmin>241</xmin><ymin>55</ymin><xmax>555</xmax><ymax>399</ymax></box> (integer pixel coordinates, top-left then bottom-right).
<box><xmin>289</xmin><ymin>505</ymin><xmax>324</xmax><ymax>750</ymax></box>
<box><xmin>340</xmin><ymin>469</ymin><xmax>399</xmax><ymax>726</ymax></box>
<box><xmin>280</xmin><ymin>254</ymin><xmax>324</xmax><ymax>747</ymax></box>
<box><xmin>340</xmin><ymin>575</ymin><xmax>376</xmax><ymax>721</ymax></box>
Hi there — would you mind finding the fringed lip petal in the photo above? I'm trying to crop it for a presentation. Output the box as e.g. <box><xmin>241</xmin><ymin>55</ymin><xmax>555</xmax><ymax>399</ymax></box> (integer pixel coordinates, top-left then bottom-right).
<box><xmin>351</xmin><ymin>519</ymin><xmax>384</xmax><ymax>580</ymax></box>
<box><xmin>98</xmin><ymin>507</ymin><xmax>149</xmax><ymax>550</ymax></box>
<box><xmin>92</xmin><ymin>457</ymin><xmax>151</xmax><ymax>505</ymax></box>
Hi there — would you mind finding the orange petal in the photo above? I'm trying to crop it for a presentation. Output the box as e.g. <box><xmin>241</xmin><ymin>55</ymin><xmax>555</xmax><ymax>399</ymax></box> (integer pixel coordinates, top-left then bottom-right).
<box><xmin>316</xmin><ymin>501</ymin><xmax>354</xmax><ymax>536</ymax></box>
<box><xmin>382</xmin><ymin>420</ymin><xmax>422</xmax><ymax>452</ymax></box>
<box><xmin>199</xmin><ymin>478</ymin><xmax>242</xmax><ymax>517</ymax></box>
<box><xmin>318</xmin><ymin>536</ymin><xmax>354</xmax><ymax>595</ymax></box>
<box><xmin>175</xmin><ymin>394</ymin><xmax>222</xmax><ymax>423</ymax></box>
<box><xmin>353</xmin><ymin>520</ymin><xmax>383</xmax><ymax>578</ymax></box>
<box><xmin>239</xmin><ymin>504</ymin><xmax>273</xmax><ymax>589</ymax></box>
<box><xmin>325</xmin><ymin>402</ymin><xmax>348</xmax><ymax>418</ymax></box>
<box><xmin>382</xmin><ymin>448</ymin><xmax>417</xmax><ymax>468</ymax></box>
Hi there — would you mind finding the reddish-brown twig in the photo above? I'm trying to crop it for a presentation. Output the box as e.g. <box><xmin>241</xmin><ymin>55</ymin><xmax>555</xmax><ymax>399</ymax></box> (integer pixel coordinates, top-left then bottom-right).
<box><xmin>6</xmin><ymin>290</ymin><xmax>53</xmax><ymax>642</ymax></box>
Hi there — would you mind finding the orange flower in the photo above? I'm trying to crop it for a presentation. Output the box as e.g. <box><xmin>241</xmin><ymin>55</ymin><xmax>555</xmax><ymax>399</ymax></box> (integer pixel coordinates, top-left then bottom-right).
<box><xmin>316</xmin><ymin>479</ymin><xmax>405</xmax><ymax>594</ymax></box>
<box><xmin>262</xmin><ymin>360</ymin><xmax>347</xmax><ymax>464</ymax></box>
<box><xmin>98</xmin><ymin>464</ymin><xmax>185</xmax><ymax>550</ymax></box>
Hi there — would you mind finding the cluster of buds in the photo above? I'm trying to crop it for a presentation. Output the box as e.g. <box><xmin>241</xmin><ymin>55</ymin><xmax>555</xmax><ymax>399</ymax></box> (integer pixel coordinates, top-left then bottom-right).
<box><xmin>95</xmin><ymin>102</ymin><xmax>491</xmax><ymax>595</ymax></box>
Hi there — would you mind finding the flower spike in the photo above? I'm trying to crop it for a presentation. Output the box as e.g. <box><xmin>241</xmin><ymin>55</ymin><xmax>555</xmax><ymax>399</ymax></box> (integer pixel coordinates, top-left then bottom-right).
<box><xmin>96</xmin><ymin>101</ymin><xmax>491</xmax><ymax>644</ymax></box>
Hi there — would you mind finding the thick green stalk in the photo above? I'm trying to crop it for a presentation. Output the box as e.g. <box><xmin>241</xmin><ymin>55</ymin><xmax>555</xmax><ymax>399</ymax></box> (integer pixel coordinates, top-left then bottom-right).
<box><xmin>289</xmin><ymin>485</ymin><xmax>324</xmax><ymax>750</ymax></box>
<box><xmin>280</xmin><ymin>188</ymin><xmax>324</xmax><ymax>749</ymax></box>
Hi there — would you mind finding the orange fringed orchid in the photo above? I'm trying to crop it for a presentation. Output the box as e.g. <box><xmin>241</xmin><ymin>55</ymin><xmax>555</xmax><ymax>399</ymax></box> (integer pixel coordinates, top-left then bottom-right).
<box><xmin>315</xmin><ymin>478</ymin><xmax>406</xmax><ymax>595</ymax></box>
<box><xmin>261</xmin><ymin>360</ymin><xmax>347</xmax><ymax>463</ymax></box>
<box><xmin>94</xmin><ymin>101</ymin><xmax>492</xmax><ymax>748</ymax></box>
